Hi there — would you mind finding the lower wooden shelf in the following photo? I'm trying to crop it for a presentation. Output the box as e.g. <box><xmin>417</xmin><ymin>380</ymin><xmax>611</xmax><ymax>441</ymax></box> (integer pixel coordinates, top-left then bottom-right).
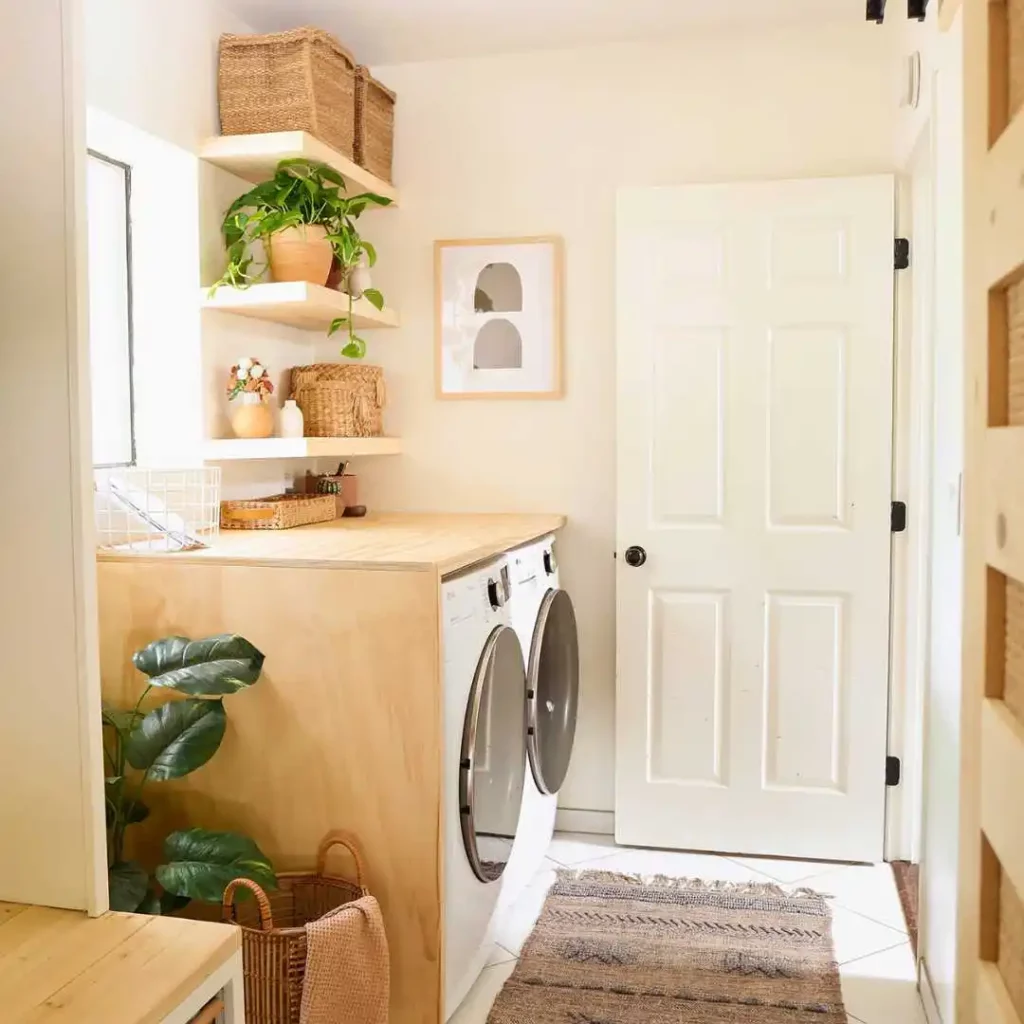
<box><xmin>203</xmin><ymin>437</ymin><xmax>403</xmax><ymax>461</ymax></box>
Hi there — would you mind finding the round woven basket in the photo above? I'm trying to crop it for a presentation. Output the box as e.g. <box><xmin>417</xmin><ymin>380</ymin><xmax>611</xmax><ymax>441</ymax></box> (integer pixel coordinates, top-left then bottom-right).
<box><xmin>290</xmin><ymin>364</ymin><xmax>385</xmax><ymax>438</ymax></box>
<box><xmin>222</xmin><ymin>832</ymin><xmax>368</xmax><ymax>1024</ymax></box>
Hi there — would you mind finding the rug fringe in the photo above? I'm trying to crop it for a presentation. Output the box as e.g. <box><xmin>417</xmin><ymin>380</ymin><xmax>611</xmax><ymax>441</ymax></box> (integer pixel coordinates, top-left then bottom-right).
<box><xmin>555</xmin><ymin>868</ymin><xmax>828</xmax><ymax>901</ymax></box>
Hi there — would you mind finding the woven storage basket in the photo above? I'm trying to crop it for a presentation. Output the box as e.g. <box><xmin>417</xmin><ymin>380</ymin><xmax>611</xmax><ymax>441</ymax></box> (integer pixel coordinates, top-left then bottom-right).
<box><xmin>223</xmin><ymin>832</ymin><xmax>371</xmax><ymax>1024</ymax></box>
<box><xmin>291</xmin><ymin>364</ymin><xmax>385</xmax><ymax>438</ymax></box>
<box><xmin>218</xmin><ymin>28</ymin><xmax>357</xmax><ymax>158</ymax></box>
<box><xmin>221</xmin><ymin>493</ymin><xmax>336</xmax><ymax>531</ymax></box>
<box><xmin>354</xmin><ymin>68</ymin><xmax>396</xmax><ymax>183</ymax></box>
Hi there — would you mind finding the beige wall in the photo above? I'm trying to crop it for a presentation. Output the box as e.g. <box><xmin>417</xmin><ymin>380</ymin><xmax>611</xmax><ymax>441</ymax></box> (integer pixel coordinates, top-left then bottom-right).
<box><xmin>342</xmin><ymin>25</ymin><xmax>902</xmax><ymax>815</ymax></box>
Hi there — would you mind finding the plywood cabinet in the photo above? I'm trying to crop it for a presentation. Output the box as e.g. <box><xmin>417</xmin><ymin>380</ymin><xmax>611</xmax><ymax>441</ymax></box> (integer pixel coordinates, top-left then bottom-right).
<box><xmin>96</xmin><ymin>514</ymin><xmax>565</xmax><ymax>1024</ymax></box>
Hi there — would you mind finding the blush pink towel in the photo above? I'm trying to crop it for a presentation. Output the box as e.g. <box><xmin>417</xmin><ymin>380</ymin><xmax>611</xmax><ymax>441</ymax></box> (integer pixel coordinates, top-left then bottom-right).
<box><xmin>300</xmin><ymin>894</ymin><xmax>390</xmax><ymax>1024</ymax></box>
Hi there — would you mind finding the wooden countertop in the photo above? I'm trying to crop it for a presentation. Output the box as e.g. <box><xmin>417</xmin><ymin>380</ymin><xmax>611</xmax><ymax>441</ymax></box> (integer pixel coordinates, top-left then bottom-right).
<box><xmin>0</xmin><ymin>902</ymin><xmax>239</xmax><ymax>1023</ymax></box>
<box><xmin>97</xmin><ymin>512</ymin><xmax>567</xmax><ymax>574</ymax></box>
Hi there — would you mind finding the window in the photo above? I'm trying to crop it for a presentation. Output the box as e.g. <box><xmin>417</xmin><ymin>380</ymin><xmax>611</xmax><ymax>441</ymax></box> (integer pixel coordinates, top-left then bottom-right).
<box><xmin>86</xmin><ymin>150</ymin><xmax>136</xmax><ymax>467</ymax></box>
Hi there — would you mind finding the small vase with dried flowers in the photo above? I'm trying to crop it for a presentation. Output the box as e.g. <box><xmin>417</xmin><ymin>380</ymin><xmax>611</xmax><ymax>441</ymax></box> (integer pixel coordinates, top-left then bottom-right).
<box><xmin>227</xmin><ymin>357</ymin><xmax>275</xmax><ymax>439</ymax></box>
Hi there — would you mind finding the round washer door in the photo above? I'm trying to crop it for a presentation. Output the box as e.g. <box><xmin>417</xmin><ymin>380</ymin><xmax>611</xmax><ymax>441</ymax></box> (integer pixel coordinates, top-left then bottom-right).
<box><xmin>527</xmin><ymin>589</ymin><xmax>580</xmax><ymax>796</ymax></box>
<box><xmin>459</xmin><ymin>625</ymin><xmax>527</xmax><ymax>883</ymax></box>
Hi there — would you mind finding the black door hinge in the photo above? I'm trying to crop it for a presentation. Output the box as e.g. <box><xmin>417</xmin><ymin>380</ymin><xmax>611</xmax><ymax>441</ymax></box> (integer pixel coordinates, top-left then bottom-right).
<box><xmin>891</xmin><ymin>501</ymin><xmax>907</xmax><ymax>533</ymax></box>
<box><xmin>895</xmin><ymin>238</ymin><xmax>910</xmax><ymax>270</ymax></box>
<box><xmin>886</xmin><ymin>755</ymin><xmax>902</xmax><ymax>787</ymax></box>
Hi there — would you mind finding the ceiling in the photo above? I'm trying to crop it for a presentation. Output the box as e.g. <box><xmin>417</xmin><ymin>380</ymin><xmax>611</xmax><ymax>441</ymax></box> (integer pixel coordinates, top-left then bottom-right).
<box><xmin>220</xmin><ymin>0</ymin><xmax>868</xmax><ymax>65</ymax></box>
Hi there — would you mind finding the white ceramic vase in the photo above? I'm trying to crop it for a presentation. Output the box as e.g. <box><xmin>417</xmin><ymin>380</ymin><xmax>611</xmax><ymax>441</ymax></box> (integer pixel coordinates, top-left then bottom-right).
<box><xmin>280</xmin><ymin>399</ymin><xmax>305</xmax><ymax>439</ymax></box>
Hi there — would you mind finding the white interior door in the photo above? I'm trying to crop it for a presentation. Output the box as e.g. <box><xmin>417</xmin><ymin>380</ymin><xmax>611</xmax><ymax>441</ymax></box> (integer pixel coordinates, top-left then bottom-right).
<box><xmin>616</xmin><ymin>176</ymin><xmax>896</xmax><ymax>863</ymax></box>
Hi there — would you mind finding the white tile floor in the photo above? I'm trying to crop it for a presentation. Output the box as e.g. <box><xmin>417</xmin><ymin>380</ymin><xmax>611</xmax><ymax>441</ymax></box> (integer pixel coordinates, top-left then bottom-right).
<box><xmin>451</xmin><ymin>832</ymin><xmax>927</xmax><ymax>1024</ymax></box>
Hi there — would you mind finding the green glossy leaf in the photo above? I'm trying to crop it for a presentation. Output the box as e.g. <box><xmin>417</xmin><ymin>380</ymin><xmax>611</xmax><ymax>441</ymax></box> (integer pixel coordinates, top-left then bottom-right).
<box><xmin>102</xmin><ymin>706</ymin><xmax>136</xmax><ymax>734</ymax></box>
<box><xmin>132</xmin><ymin>634</ymin><xmax>264</xmax><ymax>695</ymax></box>
<box><xmin>317</xmin><ymin>164</ymin><xmax>346</xmax><ymax>188</ymax></box>
<box><xmin>108</xmin><ymin>861</ymin><xmax>149</xmax><ymax>912</ymax></box>
<box><xmin>361</xmin><ymin>241</ymin><xmax>377</xmax><ymax>267</ymax></box>
<box><xmin>156</xmin><ymin>829</ymin><xmax>277</xmax><ymax>904</ymax></box>
<box><xmin>341</xmin><ymin>336</ymin><xmax>367</xmax><ymax>360</ymax></box>
<box><xmin>125</xmin><ymin>699</ymin><xmax>226</xmax><ymax>780</ymax></box>
<box><xmin>328</xmin><ymin>317</ymin><xmax>349</xmax><ymax>337</ymax></box>
<box><xmin>160</xmin><ymin>891</ymin><xmax>192</xmax><ymax>915</ymax></box>
<box><xmin>362</xmin><ymin>288</ymin><xmax>384</xmax><ymax>311</ymax></box>
<box><xmin>135</xmin><ymin>889</ymin><xmax>162</xmax><ymax>915</ymax></box>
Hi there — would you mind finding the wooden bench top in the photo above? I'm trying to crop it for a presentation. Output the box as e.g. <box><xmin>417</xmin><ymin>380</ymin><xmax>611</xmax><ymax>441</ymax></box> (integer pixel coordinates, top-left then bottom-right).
<box><xmin>0</xmin><ymin>901</ymin><xmax>239</xmax><ymax>1023</ymax></box>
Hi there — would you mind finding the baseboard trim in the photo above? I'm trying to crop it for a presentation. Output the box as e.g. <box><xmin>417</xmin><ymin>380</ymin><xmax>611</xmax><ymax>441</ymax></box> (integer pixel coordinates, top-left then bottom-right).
<box><xmin>555</xmin><ymin>807</ymin><xmax>615</xmax><ymax>836</ymax></box>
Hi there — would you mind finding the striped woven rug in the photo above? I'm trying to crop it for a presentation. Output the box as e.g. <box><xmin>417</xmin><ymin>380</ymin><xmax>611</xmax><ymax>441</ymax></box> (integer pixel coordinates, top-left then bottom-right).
<box><xmin>487</xmin><ymin>871</ymin><xmax>845</xmax><ymax>1023</ymax></box>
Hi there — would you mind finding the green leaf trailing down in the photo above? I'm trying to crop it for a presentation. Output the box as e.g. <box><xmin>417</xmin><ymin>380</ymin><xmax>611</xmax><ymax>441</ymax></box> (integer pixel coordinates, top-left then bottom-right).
<box><xmin>108</xmin><ymin>861</ymin><xmax>149</xmax><ymax>912</ymax></box>
<box><xmin>341</xmin><ymin>336</ymin><xmax>368</xmax><ymax>360</ymax></box>
<box><xmin>156</xmin><ymin>829</ymin><xmax>277</xmax><ymax>904</ymax></box>
<box><xmin>125</xmin><ymin>699</ymin><xmax>227</xmax><ymax>780</ymax></box>
<box><xmin>132</xmin><ymin>634</ymin><xmax>265</xmax><ymax>695</ymax></box>
<box><xmin>362</xmin><ymin>288</ymin><xmax>384</xmax><ymax>311</ymax></box>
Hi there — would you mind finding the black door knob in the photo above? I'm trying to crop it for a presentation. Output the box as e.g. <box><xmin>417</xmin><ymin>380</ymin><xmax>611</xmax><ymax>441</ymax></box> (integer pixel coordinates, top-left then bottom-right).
<box><xmin>624</xmin><ymin>546</ymin><xmax>647</xmax><ymax>568</ymax></box>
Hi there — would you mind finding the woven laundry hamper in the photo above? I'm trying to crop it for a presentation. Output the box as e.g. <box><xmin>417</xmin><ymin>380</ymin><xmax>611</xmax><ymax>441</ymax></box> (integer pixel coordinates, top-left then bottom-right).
<box><xmin>290</xmin><ymin>364</ymin><xmax>386</xmax><ymax>438</ymax></box>
<box><xmin>222</xmin><ymin>832</ymin><xmax>388</xmax><ymax>1024</ymax></box>
<box><xmin>354</xmin><ymin>68</ymin><xmax>396</xmax><ymax>183</ymax></box>
<box><xmin>218</xmin><ymin>28</ymin><xmax>358</xmax><ymax>159</ymax></box>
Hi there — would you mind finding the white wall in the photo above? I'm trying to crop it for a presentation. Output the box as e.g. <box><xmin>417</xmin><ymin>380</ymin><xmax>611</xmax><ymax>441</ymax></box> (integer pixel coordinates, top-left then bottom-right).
<box><xmin>916</xmin><ymin>13</ymin><xmax>965</xmax><ymax>1023</ymax></box>
<box><xmin>0</xmin><ymin>0</ymin><xmax>106</xmax><ymax>912</ymax></box>
<box><xmin>341</xmin><ymin>25</ymin><xmax>902</xmax><ymax>815</ymax></box>
<box><xmin>84</xmin><ymin>0</ymin><xmax>313</xmax><ymax>499</ymax></box>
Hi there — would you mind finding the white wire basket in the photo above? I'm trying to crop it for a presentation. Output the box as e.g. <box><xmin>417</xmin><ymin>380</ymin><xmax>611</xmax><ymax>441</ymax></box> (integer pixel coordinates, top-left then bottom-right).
<box><xmin>94</xmin><ymin>467</ymin><xmax>221</xmax><ymax>552</ymax></box>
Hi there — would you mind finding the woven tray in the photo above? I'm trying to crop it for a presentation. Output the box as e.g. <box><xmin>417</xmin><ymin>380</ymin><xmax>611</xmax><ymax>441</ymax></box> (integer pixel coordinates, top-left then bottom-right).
<box><xmin>218</xmin><ymin>28</ymin><xmax>357</xmax><ymax>158</ymax></box>
<box><xmin>355</xmin><ymin>68</ymin><xmax>396</xmax><ymax>183</ymax></box>
<box><xmin>221</xmin><ymin>493</ymin><xmax>336</xmax><ymax>531</ymax></box>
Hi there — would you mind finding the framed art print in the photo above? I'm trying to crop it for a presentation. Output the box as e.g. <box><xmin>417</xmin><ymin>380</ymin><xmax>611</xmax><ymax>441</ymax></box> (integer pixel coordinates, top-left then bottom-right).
<box><xmin>435</xmin><ymin>236</ymin><xmax>563</xmax><ymax>399</ymax></box>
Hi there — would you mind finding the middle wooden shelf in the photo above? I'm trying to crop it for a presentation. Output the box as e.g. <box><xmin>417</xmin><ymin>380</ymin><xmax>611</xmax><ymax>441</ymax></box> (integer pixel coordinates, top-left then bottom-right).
<box><xmin>202</xmin><ymin>281</ymin><xmax>400</xmax><ymax>332</ymax></box>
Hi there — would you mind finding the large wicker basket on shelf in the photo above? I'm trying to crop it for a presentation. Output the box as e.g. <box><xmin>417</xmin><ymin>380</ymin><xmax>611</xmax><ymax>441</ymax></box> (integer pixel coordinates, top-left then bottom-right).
<box><xmin>223</xmin><ymin>832</ymin><xmax>375</xmax><ymax>1024</ymax></box>
<box><xmin>355</xmin><ymin>68</ymin><xmax>396</xmax><ymax>184</ymax></box>
<box><xmin>291</xmin><ymin>364</ymin><xmax>385</xmax><ymax>438</ymax></box>
<box><xmin>218</xmin><ymin>28</ymin><xmax>357</xmax><ymax>158</ymax></box>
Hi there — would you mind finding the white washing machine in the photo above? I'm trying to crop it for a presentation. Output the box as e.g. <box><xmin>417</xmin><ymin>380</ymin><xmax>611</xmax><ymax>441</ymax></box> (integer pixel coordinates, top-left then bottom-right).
<box><xmin>500</xmin><ymin>536</ymin><xmax>580</xmax><ymax>910</ymax></box>
<box><xmin>442</xmin><ymin>556</ymin><xmax>527</xmax><ymax>1019</ymax></box>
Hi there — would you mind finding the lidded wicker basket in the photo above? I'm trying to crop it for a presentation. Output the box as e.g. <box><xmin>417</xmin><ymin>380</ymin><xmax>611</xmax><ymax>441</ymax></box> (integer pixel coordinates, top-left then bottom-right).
<box><xmin>355</xmin><ymin>68</ymin><xmax>396</xmax><ymax>184</ymax></box>
<box><xmin>290</xmin><ymin>364</ymin><xmax>386</xmax><ymax>438</ymax></box>
<box><xmin>218</xmin><ymin>28</ymin><xmax>357</xmax><ymax>158</ymax></box>
<box><xmin>222</xmin><ymin>832</ymin><xmax>372</xmax><ymax>1024</ymax></box>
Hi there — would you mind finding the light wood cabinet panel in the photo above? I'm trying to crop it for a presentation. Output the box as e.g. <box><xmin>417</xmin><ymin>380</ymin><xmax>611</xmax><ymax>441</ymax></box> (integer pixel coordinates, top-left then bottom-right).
<box><xmin>98</xmin><ymin>562</ymin><xmax>443</xmax><ymax>1024</ymax></box>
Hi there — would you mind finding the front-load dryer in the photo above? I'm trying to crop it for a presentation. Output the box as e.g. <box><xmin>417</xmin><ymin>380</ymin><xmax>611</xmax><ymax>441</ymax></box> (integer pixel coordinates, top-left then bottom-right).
<box><xmin>442</xmin><ymin>557</ymin><xmax>527</xmax><ymax>1019</ymax></box>
<box><xmin>500</xmin><ymin>536</ymin><xmax>580</xmax><ymax>910</ymax></box>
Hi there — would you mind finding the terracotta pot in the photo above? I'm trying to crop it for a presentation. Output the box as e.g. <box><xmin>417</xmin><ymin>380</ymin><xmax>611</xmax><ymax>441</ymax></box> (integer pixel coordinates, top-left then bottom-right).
<box><xmin>326</xmin><ymin>256</ymin><xmax>345</xmax><ymax>291</ymax></box>
<box><xmin>267</xmin><ymin>224</ymin><xmax>333</xmax><ymax>286</ymax></box>
<box><xmin>230</xmin><ymin>394</ymin><xmax>274</xmax><ymax>439</ymax></box>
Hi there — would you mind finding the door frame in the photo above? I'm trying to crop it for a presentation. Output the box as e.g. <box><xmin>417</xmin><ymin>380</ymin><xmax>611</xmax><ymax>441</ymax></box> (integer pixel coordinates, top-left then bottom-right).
<box><xmin>885</xmin><ymin>110</ymin><xmax>937</xmax><ymax>865</ymax></box>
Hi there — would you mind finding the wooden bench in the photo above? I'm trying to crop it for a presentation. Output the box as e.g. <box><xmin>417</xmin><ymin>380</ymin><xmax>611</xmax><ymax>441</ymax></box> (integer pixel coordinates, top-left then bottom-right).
<box><xmin>0</xmin><ymin>902</ymin><xmax>243</xmax><ymax>1023</ymax></box>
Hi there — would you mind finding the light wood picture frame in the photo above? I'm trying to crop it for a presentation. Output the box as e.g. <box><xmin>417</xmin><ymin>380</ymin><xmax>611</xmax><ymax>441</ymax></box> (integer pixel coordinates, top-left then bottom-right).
<box><xmin>434</xmin><ymin>236</ymin><xmax>564</xmax><ymax>400</ymax></box>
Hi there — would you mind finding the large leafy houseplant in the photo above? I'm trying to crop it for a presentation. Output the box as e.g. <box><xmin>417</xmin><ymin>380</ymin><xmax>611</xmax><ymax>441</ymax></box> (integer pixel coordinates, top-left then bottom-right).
<box><xmin>212</xmin><ymin>158</ymin><xmax>390</xmax><ymax>358</ymax></box>
<box><xmin>103</xmin><ymin>633</ymin><xmax>277</xmax><ymax>914</ymax></box>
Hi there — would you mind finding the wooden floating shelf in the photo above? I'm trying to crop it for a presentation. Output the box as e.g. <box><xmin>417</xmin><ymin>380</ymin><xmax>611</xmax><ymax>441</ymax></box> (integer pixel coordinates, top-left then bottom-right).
<box><xmin>203</xmin><ymin>437</ymin><xmax>403</xmax><ymax>462</ymax></box>
<box><xmin>202</xmin><ymin>282</ymin><xmax>400</xmax><ymax>332</ymax></box>
<box><xmin>200</xmin><ymin>132</ymin><xmax>399</xmax><ymax>205</ymax></box>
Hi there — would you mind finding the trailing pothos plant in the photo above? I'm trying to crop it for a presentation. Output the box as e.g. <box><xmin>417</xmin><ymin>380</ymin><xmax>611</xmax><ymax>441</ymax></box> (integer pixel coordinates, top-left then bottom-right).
<box><xmin>103</xmin><ymin>633</ymin><xmax>277</xmax><ymax>914</ymax></box>
<box><xmin>211</xmin><ymin>157</ymin><xmax>390</xmax><ymax>357</ymax></box>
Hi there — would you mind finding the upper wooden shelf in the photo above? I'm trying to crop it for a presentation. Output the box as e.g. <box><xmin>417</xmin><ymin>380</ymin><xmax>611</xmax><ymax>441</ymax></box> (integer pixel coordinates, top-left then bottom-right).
<box><xmin>200</xmin><ymin>132</ymin><xmax>399</xmax><ymax>206</ymax></box>
<box><xmin>203</xmin><ymin>436</ymin><xmax>403</xmax><ymax>462</ymax></box>
<box><xmin>202</xmin><ymin>282</ymin><xmax>400</xmax><ymax>332</ymax></box>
